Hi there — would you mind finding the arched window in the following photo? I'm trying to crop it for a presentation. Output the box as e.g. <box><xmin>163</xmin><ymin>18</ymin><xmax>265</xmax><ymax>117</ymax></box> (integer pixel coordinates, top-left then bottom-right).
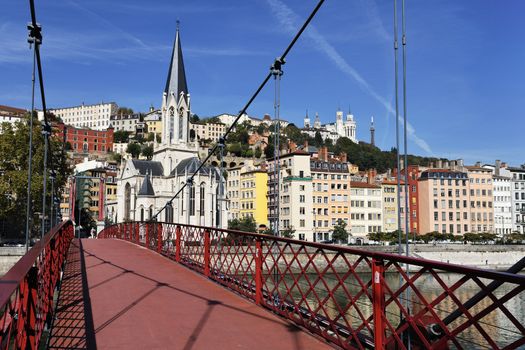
<box><xmin>166</xmin><ymin>203</ymin><xmax>173</xmax><ymax>223</ymax></box>
<box><xmin>200</xmin><ymin>182</ymin><xmax>205</xmax><ymax>217</ymax></box>
<box><xmin>124</xmin><ymin>183</ymin><xmax>131</xmax><ymax>220</ymax></box>
<box><xmin>215</xmin><ymin>186</ymin><xmax>220</xmax><ymax>225</ymax></box>
<box><xmin>178</xmin><ymin>108</ymin><xmax>184</xmax><ymax>140</ymax></box>
<box><xmin>83</xmin><ymin>143</ymin><xmax>88</xmax><ymax>153</ymax></box>
<box><xmin>149</xmin><ymin>206</ymin><xmax>153</xmax><ymax>220</ymax></box>
<box><xmin>169</xmin><ymin>107</ymin><xmax>175</xmax><ymax>141</ymax></box>
<box><xmin>140</xmin><ymin>206</ymin><xmax>144</xmax><ymax>221</ymax></box>
<box><xmin>189</xmin><ymin>185</ymin><xmax>195</xmax><ymax>216</ymax></box>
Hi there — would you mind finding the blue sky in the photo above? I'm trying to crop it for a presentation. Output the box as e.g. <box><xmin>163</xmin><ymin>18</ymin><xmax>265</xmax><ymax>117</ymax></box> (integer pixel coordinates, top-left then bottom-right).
<box><xmin>1</xmin><ymin>0</ymin><xmax>524</xmax><ymax>165</ymax></box>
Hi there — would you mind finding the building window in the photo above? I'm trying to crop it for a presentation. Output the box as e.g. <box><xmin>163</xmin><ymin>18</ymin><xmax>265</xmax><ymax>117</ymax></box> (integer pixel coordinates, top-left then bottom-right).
<box><xmin>200</xmin><ymin>183</ymin><xmax>205</xmax><ymax>216</ymax></box>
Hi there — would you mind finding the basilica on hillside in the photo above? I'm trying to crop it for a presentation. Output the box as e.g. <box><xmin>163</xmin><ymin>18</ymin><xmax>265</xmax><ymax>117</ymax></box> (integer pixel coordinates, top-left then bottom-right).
<box><xmin>116</xmin><ymin>28</ymin><xmax>227</xmax><ymax>227</ymax></box>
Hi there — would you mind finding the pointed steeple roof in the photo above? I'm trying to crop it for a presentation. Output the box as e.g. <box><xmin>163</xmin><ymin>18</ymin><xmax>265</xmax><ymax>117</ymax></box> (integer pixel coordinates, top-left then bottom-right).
<box><xmin>138</xmin><ymin>171</ymin><xmax>155</xmax><ymax>196</ymax></box>
<box><xmin>164</xmin><ymin>24</ymin><xmax>188</xmax><ymax>98</ymax></box>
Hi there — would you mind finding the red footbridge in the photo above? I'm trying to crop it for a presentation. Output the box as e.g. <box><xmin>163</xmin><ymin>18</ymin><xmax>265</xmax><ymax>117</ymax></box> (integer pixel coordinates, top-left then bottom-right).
<box><xmin>1</xmin><ymin>220</ymin><xmax>524</xmax><ymax>349</ymax></box>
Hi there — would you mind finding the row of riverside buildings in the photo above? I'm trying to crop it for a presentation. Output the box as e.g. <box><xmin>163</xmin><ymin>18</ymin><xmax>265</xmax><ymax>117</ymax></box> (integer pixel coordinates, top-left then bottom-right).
<box><xmin>227</xmin><ymin>149</ymin><xmax>525</xmax><ymax>242</ymax></box>
<box><xmin>2</xmin><ymin>27</ymin><xmax>523</xmax><ymax>241</ymax></box>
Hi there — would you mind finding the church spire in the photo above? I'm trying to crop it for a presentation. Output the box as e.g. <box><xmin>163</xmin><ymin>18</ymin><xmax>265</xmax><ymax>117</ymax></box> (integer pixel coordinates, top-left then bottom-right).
<box><xmin>164</xmin><ymin>23</ymin><xmax>188</xmax><ymax>98</ymax></box>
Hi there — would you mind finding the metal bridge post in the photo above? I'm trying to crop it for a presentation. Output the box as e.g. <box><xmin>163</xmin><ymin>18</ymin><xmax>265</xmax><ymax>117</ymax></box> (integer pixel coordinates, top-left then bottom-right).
<box><xmin>175</xmin><ymin>225</ymin><xmax>181</xmax><ymax>262</ymax></box>
<box><xmin>15</xmin><ymin>266</ymin><xmax>38</xmax><ymax>349</ymax></box>
<box><xmin>372</xmin><ymin>258</ymin><xmax>385</xmax><ymax>349</ymax></box>
<box><xmin>157</xmin><ymin>223</ymin><xmax>163</xmax><ymax>253</ymax></box>
<box><xmin>204</xmin><ymin>229</ymin><xmax>211</xmax><ymax>277</ymax></box>
<box><xmin>255</xmin><ymin>238</ymin><xmax>263</xmax><ymax>305</ymax></box>
<box><xmin>135</xmin><ymin>223</ymin><xmax>140</xmax><ymax>244</ymax></box>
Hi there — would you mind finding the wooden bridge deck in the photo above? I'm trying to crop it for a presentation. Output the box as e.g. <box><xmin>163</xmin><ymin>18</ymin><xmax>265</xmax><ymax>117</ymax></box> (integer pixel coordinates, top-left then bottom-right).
<box><xmin>48</xmin><ymin>239</ymin><xmax>331</xmax><ymax>349</ymax></box>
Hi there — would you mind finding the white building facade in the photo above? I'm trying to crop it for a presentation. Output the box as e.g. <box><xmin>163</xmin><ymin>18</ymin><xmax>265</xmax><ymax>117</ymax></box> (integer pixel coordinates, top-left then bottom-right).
<box><xmin>492</xmin><ymin>175</ymin><xmax>513</xmax><ymax>237</ymax></box>
<box><xmin>268</xmin><ymin>151</ymin><xmax>314</xmax><ymax>241</ymax></box>
<box><xmin>509</xmin><ymin>167</ymin><xmax>525</xmax><ymax>234</ymax></box>
<box><xmin>50</xmin><ymin>102</ymin><xmax>118</xmax><ymax>130</ymax></box>
<box><xmin>350</xmin><ymin>182</ymin><xmax>383</xmax><ymax>238</ymax></box>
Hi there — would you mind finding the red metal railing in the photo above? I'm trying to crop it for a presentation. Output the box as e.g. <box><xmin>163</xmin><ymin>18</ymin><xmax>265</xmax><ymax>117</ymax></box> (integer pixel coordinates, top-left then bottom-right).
<box><xmin>99</xmin><ymin>222</ymin><xmax>525</xmax><ymax>349</ymax></box>
<box><xmin>0</xmin><ymin>220</ymin><xmax>74</xmax><ymax>350</ymax></box>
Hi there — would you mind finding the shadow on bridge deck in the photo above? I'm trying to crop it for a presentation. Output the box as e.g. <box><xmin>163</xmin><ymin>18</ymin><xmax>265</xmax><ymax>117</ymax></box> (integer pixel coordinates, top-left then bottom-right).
<box><xmin>48</xmin><ymin>239</ymin><xmax>331</xmax><ymax>349</ymax></box>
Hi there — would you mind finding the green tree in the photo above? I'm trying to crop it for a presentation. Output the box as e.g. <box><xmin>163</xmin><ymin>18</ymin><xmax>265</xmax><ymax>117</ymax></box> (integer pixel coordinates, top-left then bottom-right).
<box><xmin>0</xmin><ymin>115</ymin><xmax>72</xmax><ymax>238</ymax></box>
<box><xmin>72</xmin><ymin>200</ymin><xmax>96</xmax><ymax>237</ymax></box>
<box><xmin>191</xmin><ymin>114</ymin><xmax>200</xmax><ymax>123</ymax></box>
<box><xmin>228</xmin><ymin>216</ymin><xmax>257</xmax><ymax>233</ymax></box>
<box><xmin>110</xmin><ymin>152</ymin><xmax>122</xmax><ymax>164</ymax></box>
<box><xmin>117</xmin><ymin>107</ymin><xmax>134</xmax><ymax>115</ymax></box>
<box><xmin>141</xmin><ymin>144</ymin><xmax>154</xmax><ymax>160</ymax></box>
<box><xmin>126</xmin><ymin>143</ymin><xmax>141</xmax><ymax>158</ymax></box>
<box><xmin>506</xmin><ymin>231</ymin><xmax>525</xmax><ymax>243</ymax></box>
<box><xmin>113</xmin><ymin>130</ymin><xmax>131</xmax><ymax>143</ymax></box>
<box><xmin>146</xmin><ymin>132</ymin><xmax>155</xmax><ymax>142</ymax></box>
<box><xmin>256</xmin><ymin>124</ymin><xmax>267</xmax><ymax>135</ymax></box>
<box><xmin>254</xmin><ymin>147</ymin><xmax>262</xmax><ymax>158</ymax></box>
<box><xmin>264</xmin><ymin>139</ymin><xmax>275</xmax><ymax>159</ymax></box>
<box><xmin>313</xmin><ymin>131</ymin><xmax>323</xmax><ymax>147</ymax></box>
<box><xmin>281</xmin><ymin>227</ymin><xmax>295</xmax><ymax>239</ymax></box>
<box><xmin>332</xmin><ymin>219</ymin><xmax>349</xmax><ymax>243</ymax></box>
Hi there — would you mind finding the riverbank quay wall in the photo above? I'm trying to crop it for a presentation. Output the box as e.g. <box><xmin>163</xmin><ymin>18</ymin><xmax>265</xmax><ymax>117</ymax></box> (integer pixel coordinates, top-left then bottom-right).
<box><xmin>270</xmin><ymin>244</ymin><xmax>525</xmax><ymax>274</ymax></box>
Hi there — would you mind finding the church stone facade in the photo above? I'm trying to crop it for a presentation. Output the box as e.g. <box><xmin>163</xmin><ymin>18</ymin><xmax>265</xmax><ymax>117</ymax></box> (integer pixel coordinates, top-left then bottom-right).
<box><xmin>116</xmin><ymin>28</ymin><xmax>227</xmax><ymax>228</ymax></box>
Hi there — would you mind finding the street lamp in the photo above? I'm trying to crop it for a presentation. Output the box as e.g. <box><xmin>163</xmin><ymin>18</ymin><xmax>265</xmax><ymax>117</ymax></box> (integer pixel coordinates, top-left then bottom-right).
<box><xmin>312</xmin><ymin>209</ymin><xmax>317</xmax><ymax>242</ymax></box>
<box><xmin>49</xmin><ymin>169</ymin><xmax>56</xmax><ymax>230</ymax></box>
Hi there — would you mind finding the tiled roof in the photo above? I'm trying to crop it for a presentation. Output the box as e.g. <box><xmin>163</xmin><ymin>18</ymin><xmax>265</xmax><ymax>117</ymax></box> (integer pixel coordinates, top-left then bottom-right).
<box><xmin>170</xmin><ymin>157</ymin><xmax>220</xmax><ymax>179</ymax></box>
<box><xmin>350</xmin><ymin>181</ymin><xmax>380</xmax><ymax>188</ymax></box>
<box><xmin>138</xmin><ymin>175</ymin><xmax>155</xmax><ymax>196</ymax></box>
<box><xmin>131</xmin><ymin>160</ymin><xmax>164</xmax><ymax>176</ymax></box>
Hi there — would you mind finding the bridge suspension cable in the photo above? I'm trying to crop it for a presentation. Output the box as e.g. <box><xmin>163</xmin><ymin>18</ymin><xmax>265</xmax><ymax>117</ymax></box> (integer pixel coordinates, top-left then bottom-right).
<box><xmin>150</xmin><ymin>0</ymin><xmax>326</xmax><ymax>222</ymax></box>
<box><xmin>26</xmin><ymin>0</ymin><xmax>60</xmax><ymax>243</ymax></box>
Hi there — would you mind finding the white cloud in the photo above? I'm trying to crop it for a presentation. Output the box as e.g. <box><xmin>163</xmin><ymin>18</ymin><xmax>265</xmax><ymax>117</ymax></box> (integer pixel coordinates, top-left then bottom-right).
<box><xmin>265</xmin><ymin>0</ymin><xmax>432</xmax><ymax>154</ymax></box>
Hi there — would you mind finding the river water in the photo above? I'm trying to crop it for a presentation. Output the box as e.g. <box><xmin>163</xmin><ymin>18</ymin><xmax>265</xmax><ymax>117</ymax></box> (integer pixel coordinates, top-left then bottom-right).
<box><xmin>265</xmin><ymin>271</ymin><xmax>525</xmax><ymax>349</ymax></box>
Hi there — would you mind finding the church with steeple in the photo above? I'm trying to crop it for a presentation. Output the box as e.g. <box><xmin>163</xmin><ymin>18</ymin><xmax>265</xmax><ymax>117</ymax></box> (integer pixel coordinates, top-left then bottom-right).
<box><xmin>302</xmin><ymin>108</ymin><xmax>357</xmax><ymax>144</ymax></box>
<box><xmin>116</xmin><ymin>27</ymin><xmax>227</xmax><ymax>227</ymax></box>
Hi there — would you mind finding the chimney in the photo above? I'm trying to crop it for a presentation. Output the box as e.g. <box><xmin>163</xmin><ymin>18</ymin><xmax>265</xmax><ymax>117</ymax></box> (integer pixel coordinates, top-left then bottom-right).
<box><xmin>367</xmin><ymin>168</ymin><xmax>377</xmax><ymax>184</ymax></box>
<box><xmin>387</xmin><ymin>168</ymin><xmax>392</xmax><ymax>179</ymax></box>
<box><xmin>501</xmin><ymin>162</ymin><xmax>507</xmax><ymax>168</ymax></box>
<box><xmin>451</xmin><ymin>160</ymin><xmax>456</xmax><ymax>170</ymax></box>
<box><xmin>444</xmin><ymin>160</ymin><xmax>449</xmax><ymax>169</ymax></box>
<box><xmin>319</xmin><ymin>146</ymin><xmax>328</xmax><ymax>161</ymax></box>
<box><xmin>495</xmin><ymin>159</ymin><xmax>501</xmax><ymax>176</ymax></box>
<box><xmin>457</xmin><ymin>159</ymin><xmax>464</xmax><ymax>168</ymax></box>
<box><xmin>400</xmin><ymin>158</ymin><xmax>405</xmax><ymax>171</ymax></box>
<box><xmin>429</xmin><ymin>161</ymin><xmax>434</xmax><ymax>168</ymax></box>
<box><xmin>437</xmin><ymin>159</ymin><xmax>442</xmax><ymax>169</ymax></box>
<box><xmin>288</xmin><ymin>140</ymin><xmax>297</xmax><ymax>153</ymax></box>
<box><xmin>475</xmin><ymin>161</ymin><xmax>481</xmax><ymax>167</ymax></box>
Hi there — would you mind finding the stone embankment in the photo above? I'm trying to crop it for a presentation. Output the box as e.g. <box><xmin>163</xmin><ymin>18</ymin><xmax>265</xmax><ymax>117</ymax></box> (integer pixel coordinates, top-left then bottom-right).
<box><xmin>268</xmin><ymin>244</ymin><xmax>525</xmax><ymax>274</ymax></box>
<box><xmin>351</xmin><ymin>244</ymin><xmax>525</xmax><ymax>271</ymax></box>
<box><xmin>0</xmin><ymin>247</ymin><xmax>26</xmax><ymax>275</ymax></box>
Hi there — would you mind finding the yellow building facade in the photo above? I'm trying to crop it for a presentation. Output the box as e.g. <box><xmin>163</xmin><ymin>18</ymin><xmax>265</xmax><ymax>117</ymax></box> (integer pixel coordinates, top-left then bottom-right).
<box><xmin>239</xmin><ymin>169</ymin><xmax>268</xmax><ymax>230</ymax></box>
